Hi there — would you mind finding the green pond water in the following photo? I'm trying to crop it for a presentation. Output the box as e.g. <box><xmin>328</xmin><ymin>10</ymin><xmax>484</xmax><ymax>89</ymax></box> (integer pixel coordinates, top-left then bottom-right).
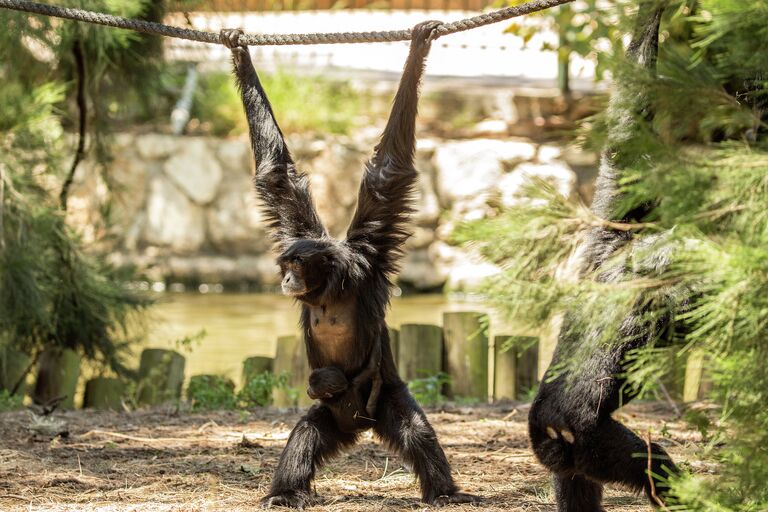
<box><xmin>139</xmin><ymin>292</ymin><xmax>508</xmax><ymax>387</ymax></box>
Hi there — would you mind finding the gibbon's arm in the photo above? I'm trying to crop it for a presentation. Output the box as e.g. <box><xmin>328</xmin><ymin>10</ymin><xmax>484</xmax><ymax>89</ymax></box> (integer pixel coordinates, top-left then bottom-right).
<box><xmin>593</xmin><ymin>0</ymin><xmax>664</xmax><ymax>215</ymax></box>
<box><xmin>221</xmin><ymin>29</ymin><xmax>327</xmax><ymax>250</ymax></box>
<box><xmin>587</xmin><ymin>0</ymin><xmax>663</xmax><ymax>264</ymax></box>
<box><xmin>344</xmin><ymin>21</ymin><xmax>441</xmax><ymax>276</ymax></box>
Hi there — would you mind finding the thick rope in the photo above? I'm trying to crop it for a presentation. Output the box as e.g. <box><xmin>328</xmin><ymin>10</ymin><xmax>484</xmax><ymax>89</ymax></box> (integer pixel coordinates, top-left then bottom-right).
<box><xmin>0</xmin><ymin>0</ymin><xmax>573</xmax><ymax>46</ymax></box>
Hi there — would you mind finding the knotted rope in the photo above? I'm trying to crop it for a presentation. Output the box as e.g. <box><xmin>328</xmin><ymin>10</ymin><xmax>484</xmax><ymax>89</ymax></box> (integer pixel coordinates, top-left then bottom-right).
<box><xmin>0</xmin><ymin>0</ymin><xmax>573</xmax><ymax>46</ymax></box>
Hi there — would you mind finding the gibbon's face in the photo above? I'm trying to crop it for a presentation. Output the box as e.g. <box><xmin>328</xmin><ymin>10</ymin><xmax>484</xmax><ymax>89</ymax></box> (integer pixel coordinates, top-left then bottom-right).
<box><xmin>277</xmin><ymin>240</ymin><xmax>334</xmax><ymax>298</ymax></box>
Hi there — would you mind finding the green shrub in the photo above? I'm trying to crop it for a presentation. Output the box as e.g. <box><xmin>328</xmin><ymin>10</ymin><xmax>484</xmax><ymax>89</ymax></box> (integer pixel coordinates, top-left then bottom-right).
<box><xmin>193</xmin><ymin>69</ymin><xmax>362</xmax><ymax>136</ymax></box>
<box><xmin>408</xmin><ymin>372</ymin><xmax>450</xmax><ymax>408</ymax></box>
<box><xmin>186</xmin><ymin>374</ymin><xmax>237</xmax><ymax>411</ymax></box>
<box><xmin>0</xmin><ymin>390</ymin><xmax>23</xmax><ymax>412</ymax></box>
<box><xmin>238</xmin><ymin>371</ymin><xmax>290</xmax><ymax>408</ymax></box>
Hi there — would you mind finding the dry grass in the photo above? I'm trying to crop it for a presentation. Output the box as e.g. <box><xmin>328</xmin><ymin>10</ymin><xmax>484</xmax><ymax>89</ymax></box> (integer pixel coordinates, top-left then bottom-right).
<box><xmin>0</xmin><ymin>402</ymin><xmax>701</xmax><ymax>511</ymax></box>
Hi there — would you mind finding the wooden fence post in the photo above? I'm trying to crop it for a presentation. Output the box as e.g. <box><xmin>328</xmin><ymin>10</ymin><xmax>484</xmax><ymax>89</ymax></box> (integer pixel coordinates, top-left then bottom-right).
<box><xmin>242</xmin><ymin>356</ymin><xmax>274</xmax><ymax>385</ymax></box>
<box><xmin>137</xmin><ymin>349</ymin><xmax>186</xmax><ymax>406</ymax></box>
<box><xmin>388</xmin><ymin>327</ymin><xmax>400</xmax><ymax>365</ymax></box>
<box><xmin>83</xmin><ymin>377</ymin><xmax>125</xmax><ymax>410</ymax></box>
<box><xmin>683</xmin><ymin>349</ymin><xmax>708</xmax><ymax>402</ymax></box>
<box><xmin>514</xmin><ymin>336</ymin><xmax>539</xmax><ymax>400</ymax></box>
<box><xmin>33</xmin><ymin>348</ymin><xmax>81</xmax><ymax>409</ymax></box>
<box><xmin>397</xmin><ymin>324</ymin><xmax>443</xmax><ymax>382</ymax></box>
<box><xmin>272</xmin><ymin>335</ymin><xmax>311</xmax><ymax>408</ymax></box>
<box><xmin>443</xmin><ymin>312</ymin><xmax>488</xmax><ymax>401</ymax></box>
<box><xmin>493</xmin><ymin>335</ymin><xmax>516</xmax><ymax>401</ymax></box>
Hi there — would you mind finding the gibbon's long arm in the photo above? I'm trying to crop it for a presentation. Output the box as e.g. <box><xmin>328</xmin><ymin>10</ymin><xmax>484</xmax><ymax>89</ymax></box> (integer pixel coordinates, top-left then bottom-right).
<box><xmin>585</xmin><ymin>2</ymin><xmax>663</xmax><ymax>268</ymax></box>
<box><xmin>222</xmin><ymin>29</ymin><xmax>327</xmax><ymax>250</ymax></box>
<box><xmin>591</xmin><ymin>2</ymin><xmax>662</xmax><ymax>220</ymax></box>
<box><xmin>344</xmin><ymin>21</ymin><xmax>441</xmax><ymax>277</ymax></box>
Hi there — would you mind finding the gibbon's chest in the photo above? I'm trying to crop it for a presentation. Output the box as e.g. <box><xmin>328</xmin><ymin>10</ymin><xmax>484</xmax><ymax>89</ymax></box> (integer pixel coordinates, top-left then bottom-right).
<box><xmin>307</xmin><ymin>300</ymin><xmax>357</xmax><ymax>365</ymax></box>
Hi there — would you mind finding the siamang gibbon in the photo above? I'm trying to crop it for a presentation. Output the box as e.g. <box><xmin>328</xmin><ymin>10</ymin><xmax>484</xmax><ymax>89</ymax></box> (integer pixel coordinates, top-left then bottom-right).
<box><xmin>221</xmin><ymin>22</ymin><xmax>479</xmax><ymax>509</ymax></box>
<box><xmin>528</xmin><ymin>2</ymin><xmax>681</xmax><ymax>511</ymax></box>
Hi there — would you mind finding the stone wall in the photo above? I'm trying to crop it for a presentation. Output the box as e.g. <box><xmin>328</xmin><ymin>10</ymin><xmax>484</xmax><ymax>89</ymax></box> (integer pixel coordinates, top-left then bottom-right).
<box><xmin>67</xmin><ymin>132</ymin><xmax>594</xmax><ymax>291</ymax></box>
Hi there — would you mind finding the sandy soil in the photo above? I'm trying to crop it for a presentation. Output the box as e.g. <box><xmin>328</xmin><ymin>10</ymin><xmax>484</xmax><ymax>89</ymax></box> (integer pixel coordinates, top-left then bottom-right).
<box><xmin>0</xmin><ymin>402</ymin><xmax>700</xmax><ymax>512</ymax></box>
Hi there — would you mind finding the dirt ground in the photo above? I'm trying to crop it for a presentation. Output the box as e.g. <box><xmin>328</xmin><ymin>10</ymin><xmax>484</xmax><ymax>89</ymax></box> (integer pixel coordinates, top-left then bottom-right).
<box><xmin>0</xmin><ymin>402</ymin><xmax>700</xmax><ymax>512</ymax></box>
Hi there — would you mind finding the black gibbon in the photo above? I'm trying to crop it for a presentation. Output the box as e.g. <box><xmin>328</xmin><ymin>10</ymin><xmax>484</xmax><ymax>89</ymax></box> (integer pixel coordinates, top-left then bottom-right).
<box><xmin>221</xmin><ymin>21</ymin><xmax>480</xmax><ymax>509</ymax></box>
<box><xmin>528</xmin><ymin>2</ymin><xmax>680</xmax><ymax>511</ymax></box>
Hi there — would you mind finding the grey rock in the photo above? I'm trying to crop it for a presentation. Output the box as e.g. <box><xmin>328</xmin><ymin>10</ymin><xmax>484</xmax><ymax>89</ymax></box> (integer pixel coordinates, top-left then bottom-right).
<box><xmin>164</xmin><ymin>138</ymin><xmax>223</xmax><ymax>205</ymax></box>
<box><xmin>216</xmin><ymin>138</ymin><xmax>252</xmax><ymax>175</ymax></box>
<box><xmin>207</xmin><ymin>169</ymin><xmax>270</xmax><ymax>254</ymax></box>
<box><xmin>429</xmin><ymin>242</ymin><xmax>500</xmax><ymax>292</ymax></box>
<box><xmin>136</xmin><ymin>134</ymin><xmax>179</xmax><ymax>160</ymax></box>
<box><xmin>306</xmin><ymin>141</ymin><xmax>366</xmax><ymax>237</ymax></box>
<box><xmin>434</xmin><ymin>139</ymin><xmax>537</xmax><ymax>207</ymax></box>
<box><xmin>143</xmin><ymin>176</ymin><xmax>206</xmax><ymax>253</ymax></box>
<box><xmin>406</xmin><ymin>226</ymin><xmax>436</xmax><ymax>250</ymax></box>
<box><xmin>398</xmin><ymin>249</ymin><xmax>448</xmax><ymax>290</ymax></box>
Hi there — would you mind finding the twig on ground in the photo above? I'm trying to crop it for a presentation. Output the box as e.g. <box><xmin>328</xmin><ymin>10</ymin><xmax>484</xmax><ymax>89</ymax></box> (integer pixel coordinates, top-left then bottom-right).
<box><xmin>502</xmin><ymin>409</ymin><xmax>519</xmax><ymax>421</ymax></box>
<box><xmin>646</xmin><ymin>429</ymin><xmax>669</xmax><ymax>511</ymax></box>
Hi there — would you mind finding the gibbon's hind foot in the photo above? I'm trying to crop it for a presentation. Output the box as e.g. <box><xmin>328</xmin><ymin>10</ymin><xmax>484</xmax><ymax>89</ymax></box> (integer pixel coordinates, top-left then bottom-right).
<box><xmin>261</xmin><ymin>490</ymin><xmax>317</xmax><ymax>510</ymax></box>
<box><xmin>431</xmin><ymin>492</ymin><xmax>482</xmax><ymax>506</ymax></box>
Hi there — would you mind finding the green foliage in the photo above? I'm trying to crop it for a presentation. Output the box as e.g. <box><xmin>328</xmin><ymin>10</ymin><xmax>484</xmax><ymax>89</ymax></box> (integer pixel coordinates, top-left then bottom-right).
<box><xmin>192</xmin><ymin>69</ymin><xmax>362</xmax><ymax>136</ymax></box>
<box><xmin>497</xmin><ymin>0</ymin><xmax>627</xmax><ymax>81</ymax></box>
<box><xmin>238</xmin><ymin>371</ymin><xmax>290</xmax><ymax>408</ymax></box>
<box><xmin>174</xmin><ymin>330</ymin><xmax>207</xmax><ymax>354</ymax></box>
<box><xmin>0</xmin><ymin>390</ymin><xmax>23</xmax><ymax>412</ymax></box>
<box><xmin>0</xmin><ymin>1</ymin><xmax>160</xmax><ymax>378</ymax></box>
<box><xmin>458</xmin><ymin>1</ymin><xmax>768</xmax><ymax>509</ymax></box>
<box><xmin>187</xmin><ymin>374</ymin><xmax>237</xmax><ymax>411</ymax></box>
<box><xmin>408</xmin><ymin>372</ymin><xmax>450</xmax><ymax>407</ymax></box>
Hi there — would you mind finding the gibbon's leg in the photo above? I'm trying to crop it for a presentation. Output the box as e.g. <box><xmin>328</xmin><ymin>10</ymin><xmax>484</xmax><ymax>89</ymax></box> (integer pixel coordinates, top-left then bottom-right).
<box><xmin>373</xmin><ymin>383</ymin><xmax>479</xmax><ymax>505</ymax></box>
<box><xmin>553</xmin><ymin>474</ymin><xmax>604</xmax><ymax>512</ymax></box>
<box><xmin>530</xmin><ymin>376</ymin><xmax>678</xmax><ymax>510</ymax></box>
<box><xmin>262</xmin><ymin>404</ymin><xmax>358</xmax><ymax>509</ymax></box>
<box><xmin>574</xmin><ymin>419</ymin><xmax>678</xmax><ymax>506</ymax></box>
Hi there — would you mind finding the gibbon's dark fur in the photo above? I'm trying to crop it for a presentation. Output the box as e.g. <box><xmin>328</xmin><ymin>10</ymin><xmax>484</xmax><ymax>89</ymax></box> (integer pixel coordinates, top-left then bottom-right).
<box><xmin>221</xmin><ymin>22</ymin><xmax>479</xmax><ymax>509</ymax></box>
<box><xmin>528</xmin><ymin>2</ymin><xmax>680</xmax><ymax>511</ymax></box>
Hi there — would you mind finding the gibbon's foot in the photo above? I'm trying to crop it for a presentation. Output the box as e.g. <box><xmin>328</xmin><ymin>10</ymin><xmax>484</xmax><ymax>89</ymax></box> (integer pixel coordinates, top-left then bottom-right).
<box><xmin>261</xmin><ymin>490</ymin><xmax>317</xmax><ymax>510</ymax></box>
<box><xmin>411</xmin><ymin>20</ymin><xmax>443</xmax><ymax>46</ymax></box>
<box><xmin>431</xmin><ymin>492</ymin><xmax>482</xmax><ymax>506</ymax></box>
<box><xmin>220</xmin><ymin>28</ymin><xmax>245</xmax><ymax>49</ymax></box>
